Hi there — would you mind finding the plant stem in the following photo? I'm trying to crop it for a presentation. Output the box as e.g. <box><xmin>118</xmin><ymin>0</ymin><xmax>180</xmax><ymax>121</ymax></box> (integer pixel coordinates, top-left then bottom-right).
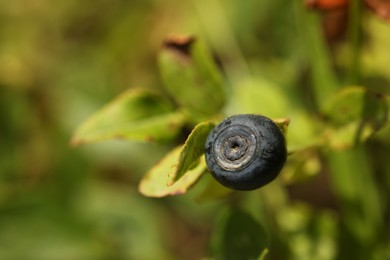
<box><xmin>348</xmin><ymin>0</ymin><xmax>362</xmax><ymax>84</ymax></box>
<box><xmin>295</xmin><ymin>1</ymin><xmax>339</xmax><ymax>111</ymax></box>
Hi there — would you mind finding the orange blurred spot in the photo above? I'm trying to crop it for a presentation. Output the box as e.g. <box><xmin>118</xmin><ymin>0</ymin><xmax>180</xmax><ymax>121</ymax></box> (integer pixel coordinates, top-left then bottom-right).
<box><xmin>365</xmin><ymin>0</ymin><xmax>390</xmax><ymax>21</ymax></box>
<box><xmin>306</xmin><ymin>0</ymin><xmax>349</xmax><ymax>10</ymax></box>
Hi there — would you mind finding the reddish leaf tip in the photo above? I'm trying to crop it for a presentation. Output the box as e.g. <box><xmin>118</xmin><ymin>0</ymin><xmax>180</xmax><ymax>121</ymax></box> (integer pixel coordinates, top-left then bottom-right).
<box><xmin>162</xmin><ymin>35</ymin><xmax>196</xmax><ymax>57</ymax></box>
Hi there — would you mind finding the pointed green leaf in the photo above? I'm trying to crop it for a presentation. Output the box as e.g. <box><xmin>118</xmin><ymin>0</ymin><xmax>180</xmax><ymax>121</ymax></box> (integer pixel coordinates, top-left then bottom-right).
<box><xmin>210</xmin><ymin>208</ymin><xmax>268</xmax><ymax>260</ymax></box>
<box><xmin>71</xmin><ymin>89</ymin><xmax>185</xmax><ymax>145</ymax></box>
<box><xmin>168</xmin><ymin>121</ymin><xmax>215</xmax><ymax>185</ymax></box>
<box><xmin>138</xmin><ymin>146</ymin><xmax>207</xmax><ymax>198</ymax></box>
<box><xmin>158</xmin><ymin>36</ymin><xmax>226</xmax><ymax>120</ymax></box>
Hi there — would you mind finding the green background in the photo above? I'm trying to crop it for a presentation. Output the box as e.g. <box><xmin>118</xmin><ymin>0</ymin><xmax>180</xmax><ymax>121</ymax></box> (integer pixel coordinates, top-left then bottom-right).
<box><xmin>1</xmin><ymin>0</ymin><xmax>389</xmax><ymax>259</ymax></box>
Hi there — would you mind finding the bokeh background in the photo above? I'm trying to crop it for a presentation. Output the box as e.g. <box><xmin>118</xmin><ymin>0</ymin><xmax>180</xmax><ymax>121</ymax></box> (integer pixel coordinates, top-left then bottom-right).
<box><xmin>1</xmin><ymin>0</ymin><xmax>389</xmax><ymax>259</ymax></box>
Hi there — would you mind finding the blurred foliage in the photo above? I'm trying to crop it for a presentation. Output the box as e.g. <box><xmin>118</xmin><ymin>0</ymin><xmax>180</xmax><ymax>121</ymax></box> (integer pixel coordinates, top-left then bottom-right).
<box><xmin>1</xmin><ymin>0</ymin><xmax>390</xmax><ymax>259</ymax></box>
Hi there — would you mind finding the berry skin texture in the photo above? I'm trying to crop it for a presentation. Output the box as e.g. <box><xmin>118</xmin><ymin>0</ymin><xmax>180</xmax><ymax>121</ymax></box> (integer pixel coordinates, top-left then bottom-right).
<box><xmin>205</xmin><ymin>114</ymin><xmax>287</xmax><ymax>191</ymax></box>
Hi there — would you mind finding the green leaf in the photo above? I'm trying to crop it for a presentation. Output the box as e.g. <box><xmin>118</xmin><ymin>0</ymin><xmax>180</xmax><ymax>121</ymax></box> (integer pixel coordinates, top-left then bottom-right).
<box><xmin>325</xmin><ymin>86</ymin><xmax>388</xmax><ymax>126</ymax></box>
<box><xmin>71</xmin><ymin>89</ymin><xmax>185</xmax><ymax>145</ymax></box>
<box><xmin>158</xmin><ymin>36</ymin><xmax>226</xmax><ymax>120</ymax></box>
<box><xmin>323</xmin><ymin>86</ymin><xmax>389</xmax><ymax>148</ymax></box>
<box><xmin>138</xmin><ymin>146</ymin><xmax>207</xmax><ymax>198</ymax></box>
<box><xmin>168</xmin><ymin>121</ymin><xmax>215</xmax><ymax>185</ymax></box>
<box><xmin>210</xmin><ymin>208</ymin><xmax>268</xmax><ymax>260</ymax></box>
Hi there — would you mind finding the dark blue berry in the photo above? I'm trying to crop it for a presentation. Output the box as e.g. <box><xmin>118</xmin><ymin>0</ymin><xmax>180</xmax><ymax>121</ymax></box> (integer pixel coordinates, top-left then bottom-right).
<box><xmin>205</xmin><ymin>114</ymin><xmax>287</xmax><ymax>190</ymax></box>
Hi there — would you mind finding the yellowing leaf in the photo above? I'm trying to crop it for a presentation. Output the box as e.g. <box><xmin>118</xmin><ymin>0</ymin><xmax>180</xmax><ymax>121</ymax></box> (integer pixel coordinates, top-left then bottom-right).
<box><xmin>138</xmin><ymin>146</ymin><xmax>207</xmax><ymax>198</ymax></box>
<box><xmin>168</xmin><ymin>121</ymin><xmax>215</xmax><ymax>185</ymax></box>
